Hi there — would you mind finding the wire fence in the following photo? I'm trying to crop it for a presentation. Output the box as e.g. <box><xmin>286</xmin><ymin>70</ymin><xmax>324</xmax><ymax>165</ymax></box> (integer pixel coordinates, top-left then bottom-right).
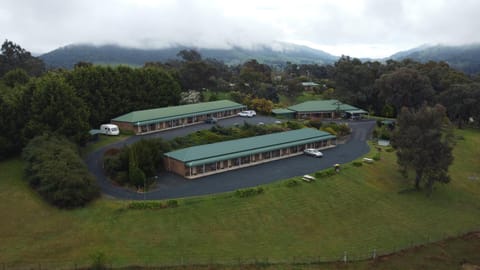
<box><xmin>2</xmin><ymin>227</ymin><xmax>479</xmax><ymax>270</ymax></box>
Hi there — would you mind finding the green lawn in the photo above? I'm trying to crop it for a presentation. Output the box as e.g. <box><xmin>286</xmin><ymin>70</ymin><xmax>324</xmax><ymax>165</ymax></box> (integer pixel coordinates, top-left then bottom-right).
<box><xmin>80</xmin><ymin>134</ymin><xmax>130</xmax><ymax>156</ymax></box>
<box><xmin>278</xmin><ymin>92</ymin><xmax>325</xmax><ymax>106</ymax></box>
<box><xmin>0</xmin><ymin>129</ymin><xmax>479</xmax><ymax>269</ymax></box>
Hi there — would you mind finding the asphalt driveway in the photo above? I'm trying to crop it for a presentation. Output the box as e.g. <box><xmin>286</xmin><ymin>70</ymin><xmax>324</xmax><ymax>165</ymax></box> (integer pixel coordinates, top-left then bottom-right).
<box><xmin>85</xmin><ymin>117</ymin><xmax>375</xmax><ymax>200</ymax></box>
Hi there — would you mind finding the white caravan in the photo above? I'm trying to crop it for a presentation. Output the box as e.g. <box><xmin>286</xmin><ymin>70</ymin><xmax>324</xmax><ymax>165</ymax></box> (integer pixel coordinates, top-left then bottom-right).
<box><xmin>100</xmin><ymin>124</ymin><xmax>120</xmax><ymax>136</ymax></box>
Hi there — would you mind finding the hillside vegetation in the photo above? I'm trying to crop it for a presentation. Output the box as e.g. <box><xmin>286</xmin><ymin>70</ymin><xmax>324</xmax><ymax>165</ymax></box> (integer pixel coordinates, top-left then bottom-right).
<box><xmin>39</xmin><ymin>43</ymin><xmax>338</xmax><ymax>69</ymax></box>
<box><xmin>390</xmin><ymin>43</ymin><xmax>480</xmax><ymax>74</ymax></box>
<box><xmin>0</xmin><ymin>129</ymin><xmax>479</xmax><ymax>268</ymax></box>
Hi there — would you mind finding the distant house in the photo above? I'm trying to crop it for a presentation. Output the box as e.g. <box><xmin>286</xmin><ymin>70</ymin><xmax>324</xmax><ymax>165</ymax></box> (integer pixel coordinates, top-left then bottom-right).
<box><xmin>272</xmin><ymin>99</ymin><xmax>367</xmax><ymax>120</ymax></box>
<box><xmin>301</xmin><ymin>81</ymin><xmax>320</xmax><ymax>91</ymax></box>
<box><xmin>164</xmin><ymin>128</ymin><xmax>336</xmax><ymax>179</ymax></box>
<box><xmin>111</xmin><ymin>100</ymin><xmax>246</xmax><ymax>135</ymax></box>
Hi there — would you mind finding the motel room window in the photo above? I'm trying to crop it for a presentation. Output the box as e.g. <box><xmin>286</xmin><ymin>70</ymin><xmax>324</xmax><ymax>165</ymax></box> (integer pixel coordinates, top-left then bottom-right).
<box><xmin>205</xmin><ymin>163</ymin><xmax>216</xmax><ymax>172</ymax></box>
<box><xmin>241</xmin><ymin>156</ymin><xmax>250</xmax><ymax>164</ymax></box>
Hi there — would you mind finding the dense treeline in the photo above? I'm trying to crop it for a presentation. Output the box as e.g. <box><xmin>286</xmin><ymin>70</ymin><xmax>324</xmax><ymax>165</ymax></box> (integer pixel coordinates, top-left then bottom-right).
<box><xmin>0</xmin><ymin>42</ymin><xmax>182</xmax><ymax>159</ymax></box>
<box><xmin>332</xmin><ymin>56</ymin><xmax>480</xmax><ymax>121</ymax></box>
<box><xmin>22</xmin><ymin>134</ymin><xmax>100</xmax><ymax>208</ymax></box>
<box><xmin>66</xmin><ymin>64</ymin><xmax>181</xmax><ymax>126</ymax></box>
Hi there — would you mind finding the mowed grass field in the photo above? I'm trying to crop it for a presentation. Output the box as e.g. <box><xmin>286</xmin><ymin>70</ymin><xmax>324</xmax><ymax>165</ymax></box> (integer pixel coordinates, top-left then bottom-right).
<box><xmin>0</xmin><ymin>129</ymin><xmax>479</xmax><ymax>268</ymax></box>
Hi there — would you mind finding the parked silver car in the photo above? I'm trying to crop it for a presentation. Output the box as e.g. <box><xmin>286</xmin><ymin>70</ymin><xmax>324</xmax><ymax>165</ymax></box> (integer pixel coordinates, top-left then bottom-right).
<box><xmin>303</xmin><ymin>148</ymin><xmax>323</xmax><ymax>157</ymax></box>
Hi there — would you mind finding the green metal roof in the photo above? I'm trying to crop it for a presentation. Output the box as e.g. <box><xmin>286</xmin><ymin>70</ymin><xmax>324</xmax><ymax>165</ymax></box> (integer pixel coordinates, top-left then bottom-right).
<box><xmin>381</xmin><ymin>120</ymin><xmax>396</xmax><ymax>125</ymax></box>
<box><xmin>345</xmin><ymin>109</ymin><xmax>368</xmax><ymax>114</ymax></box>
<box><xmin>288</xmin><ymin>99</ymin><xmax>366</xmax><ymax>113</ymax></box>
<box><xmin>272</xmin><ymin>108</ymin><xmax>295</xmax><ymax>115</ymax></box>
<box><xmin>301</xmin><ymin>82</ymin><xmax>320</xmax><ymax>87</ymax></box>
<box><xmin>112</xmin><ymin>100</ymin><xmax>246</xmax><ymax>125</ymax></box>
<box><xmin>164</xmin><ymin>128</ymin><xmax>336</xmax><ymax>167</ymax></box>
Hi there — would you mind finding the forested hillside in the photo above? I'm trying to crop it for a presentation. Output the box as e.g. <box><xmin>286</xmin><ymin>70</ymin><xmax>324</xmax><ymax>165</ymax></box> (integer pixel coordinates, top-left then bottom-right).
<box><xmin>40</xmin><ymin>43</ymin><xmax>338</xmax><ymax>69</ymax></box>
<box><xmin>390</xmin><ymin>44</ymin><xmax>480</xmax><ymax>74</ymax></box>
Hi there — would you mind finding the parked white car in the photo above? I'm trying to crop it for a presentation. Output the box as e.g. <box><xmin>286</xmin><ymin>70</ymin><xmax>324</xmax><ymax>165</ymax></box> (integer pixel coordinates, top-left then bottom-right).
<box><xmin>238</xmin><ymin>110</ymin><xmax>256</xmax><ymax>117</ymax></box>
<box><xmin>303</xmin><ymin>148</ymin><xmax>323</xmax><ymax>157</ymax></box>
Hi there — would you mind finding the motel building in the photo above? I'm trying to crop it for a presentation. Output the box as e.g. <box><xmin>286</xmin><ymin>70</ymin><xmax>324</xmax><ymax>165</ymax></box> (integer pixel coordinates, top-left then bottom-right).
<box><xmin>163</xmin><ymin>128</ymin><xmax>336</xmax><ymax>179</ymax></box>
<box><xmin>272</xmin><ymin>99</ymin><xmax>367</xmax><ymax>120</ymax></box>
<box><xmin>111</xmin><ymin>100</ymin><xmax>246</xmax><ymax>135</ymax></box>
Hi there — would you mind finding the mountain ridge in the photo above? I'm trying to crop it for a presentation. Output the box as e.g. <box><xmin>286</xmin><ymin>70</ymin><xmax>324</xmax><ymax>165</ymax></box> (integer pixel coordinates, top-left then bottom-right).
<box><xmin>39</xmin><ymin>42</ymin><xmax>339</xmax><ymax>69</ymax></box>
<box><xmin>388</xmin><ymin>43</ymin><xmax>480</xmax><ymax>74</ymax></box>
<box><xmin>39</xmin><ymin>42</ymin><xmax>480</xmax><ymax>74</ymax></box>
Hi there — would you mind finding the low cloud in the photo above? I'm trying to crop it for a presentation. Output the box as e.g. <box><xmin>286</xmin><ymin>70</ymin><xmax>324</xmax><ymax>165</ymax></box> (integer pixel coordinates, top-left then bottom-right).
<box><xmin>1</xmin><ymin>0</ymin><xmax>479</xmax><ymax>57</ymax></box>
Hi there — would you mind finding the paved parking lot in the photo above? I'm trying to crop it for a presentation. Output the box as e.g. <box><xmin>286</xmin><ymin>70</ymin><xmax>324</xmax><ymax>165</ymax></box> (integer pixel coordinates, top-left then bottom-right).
<box><xmin>86</xmin><ymin>116</ymin><xmax>375</xmax><ymax>200</ymax></box>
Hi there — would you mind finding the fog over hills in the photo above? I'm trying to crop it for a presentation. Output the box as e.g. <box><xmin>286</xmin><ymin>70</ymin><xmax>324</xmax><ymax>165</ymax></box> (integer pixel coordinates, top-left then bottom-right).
<box><xmin>40</xmin><ymin>42</ymin><xmax>480</xmax><ymax>74</ymax></box>
<box><xmin>39</xmin><ymin>42</ymin><xmax>339</xmax><ymax>69</ymax></box>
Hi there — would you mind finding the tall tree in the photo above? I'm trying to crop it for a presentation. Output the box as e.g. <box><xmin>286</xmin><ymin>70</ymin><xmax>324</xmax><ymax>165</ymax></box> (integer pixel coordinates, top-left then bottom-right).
<box><xmin>177</xmin><ymin>49</ymin><xmax>202</xmax><ymax>62</ymax></box>
<box><xmin>24</xmin><ymin>73</ymin><xmax>90</xmax><ymax>145</ymax></box>
<box><xmin>391</xmin><ymin>105</ymin><xmax>454</xmax><ymax>194</ymax></box>
<box><xmin>0</xmin><ymin>40</ymin><xmax>45</xmax><ymax>77</ymax></box>
<box><xmin>437</xmin><ymin>83</ymin><xmax>480</xmax><ymax>127</ymax></box>
<box><xmin>0</xmin><ymin>83</ymin><xmax>26</xmax><ymax>159</ymax></box>
<box><xmin>376</xmin><ymin>67</ymin><xmax>435</xmax><ymax>113</ymax></box>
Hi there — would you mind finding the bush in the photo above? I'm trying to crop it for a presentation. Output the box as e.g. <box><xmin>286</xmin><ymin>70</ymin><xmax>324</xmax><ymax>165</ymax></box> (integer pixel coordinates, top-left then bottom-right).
<box><xmin>372</xmin><ymin>152</ymin><xmax>381</xmax><ymax>161</ymax></box>
<box><xmin>127</xmin><ymin>200</ymin><xmax>179</xmax><ymax>210</ymax></box>
<box><xmin>335</xmin><ymin>123</ymin><xmax>351</xmax><ymax>136</ymax></box>
<box><xmin>321</xmin><ymin>126</ymin><xmax>337</xmax><ymax>136</ymax></box>
<box><xmin>286</xmin><ymin>121</ymin><xmax>303</xmax><ymax>130</ymax></box>
<box><xmin>308</xmin><ymin>119</ymin><xmax>323</xmax><ymax>129</ymax></box>
<box><xmin>352</xmin><ymin>161</ymin><xmax>363</xmax><ymax>167</ymax></box>
<box><xmin>286</xmin><ymin>179</ymin><xmax>300</xmax><ymax>187</ymax></box>
<box><xmin>166</xmin><ymin>200</ymin><xmax>179</xmax><ymax>208</ymax></box>
<box><xmin>89</xmin><ymin>251</ymin><xmax>107</xmax><ymax>270</ymax></box>
<box><xmin>128</xmin><ymin>201</ymin><xmax>163</xmax><ymax>210</ymax></box>
<box><xmin>235</xmin><ymin>187</ymin><xmax>264</xmax><ymax>198</ymax></box>
<box><xmin>315</xmin><ymin>168</ymin><xmax>336</xmax><ymax>178</ymax></box>
<box><xmin>22</xmin><ymin>134</ymin><xmax>100</xmax><ymax>209</ymax></box>
<box><xmin>385</xmin><ymin>147</ymin><xmax>395</xmax><ymax>152</ymax></box>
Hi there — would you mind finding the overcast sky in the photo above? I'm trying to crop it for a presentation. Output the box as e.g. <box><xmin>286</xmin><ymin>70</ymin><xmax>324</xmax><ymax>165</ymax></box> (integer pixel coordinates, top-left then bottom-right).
<box><xmin>1</xmin><ymin>0</ymin><xmax>479</xmax><ymax>58</ymax></box>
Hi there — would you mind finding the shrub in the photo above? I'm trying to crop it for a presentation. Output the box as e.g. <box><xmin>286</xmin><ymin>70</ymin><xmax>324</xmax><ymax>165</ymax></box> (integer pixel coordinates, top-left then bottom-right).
<box><xmin>321</xmin><ymin>126</ymin><xmax>337</xmax><ymax>136</ymax></box>
<box><xmin>22</xmin><ymin>134</ymin><xmax>100</xmax><ymax>209</ymax></box>
<box><xmin>235</xmin><ymin>187</ymin><xmax>264</xmax><ymax>198</ymax></box>
<box><xmin>352</xmin><ymin>161</ymin><xmax>363</xmax><ymax>167</ymax></box>
<box><xmin>308</xmin><ymin>119</ymin><xmax>323</xmax><ymax>129</ymax></box>
<box><xmin>166</xmin><ymin>200</ymin><xmax>179</xmax><ymax>208</ymax></box>
<box><xmin>286</xmin><ymin>179</ymin><xmax>300</xmax><ymax>187</ymax></box>
<box><xmin>315</xmin><ymin>168</ymin><xmax>336</xmax><ymax>178</ymax></box>
<box><xmin>89</xmin><ymin>251</ymin><xmax>107</xmax><ymax>270</ymax></box>
<box><xmin>286</xmin><ymin>121</ymin><xmax>303</xmax><ymax>130</ymax></box>
<box><xmin>127</xmin><ymin>200</ymin><xmax>179</xmax><ymax>210</ymax></box>
<box><xmin>372</xmin><ymin>152</ymin><xmax>381</xmax><ymax>161</ymax></box>
<box><xmin>114</xmin><ymin>171</ymin><xmax>129</xmax><ymax>185</ymax></box>
<box><xmin>335</xmin><ymin>123</ymin><xmax>351</xmax><ymax>136</ymax></box>
<box><xmin>385</xmin><ymin>147</ymin><xmax>395</xmax><ymax>152</ymax></box>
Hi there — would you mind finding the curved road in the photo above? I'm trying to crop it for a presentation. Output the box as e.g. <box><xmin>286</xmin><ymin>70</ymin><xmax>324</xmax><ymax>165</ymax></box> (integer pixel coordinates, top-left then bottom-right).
<box><xmin>86</xmin><ymin>117</ymin><xmax>375</xmax><ymax>200</ymax></box>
